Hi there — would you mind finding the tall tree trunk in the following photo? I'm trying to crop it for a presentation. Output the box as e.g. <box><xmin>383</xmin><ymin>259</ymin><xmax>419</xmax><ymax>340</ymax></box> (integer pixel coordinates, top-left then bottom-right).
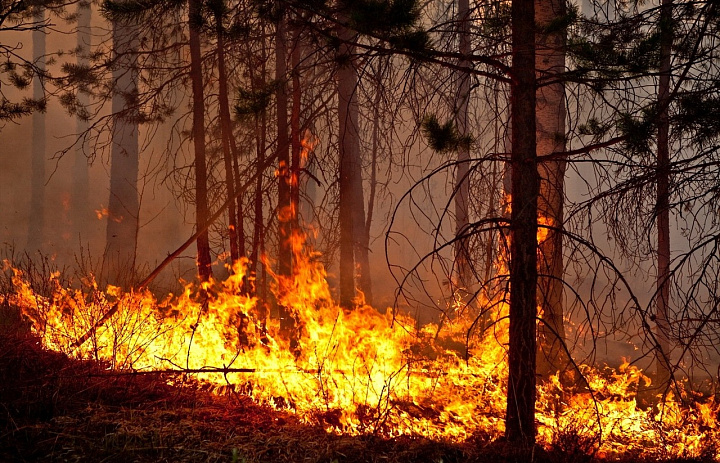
<box><xmin>275</xmin><ymin>11</ymin><xmax>295</xmax><ymax>338</ymax></box>
<box><xmin>535</xmin><ymin>0</ymin><xmax>570</xmax><ymax>380</ymax></box>
<box><xmin>349</xmin><ymin>34</ymin><xmax>371</xmax><ymax>307</ymax></box>
<box><xmin>337</xmin><ymin>20</ymin><xmax>363</xmax><ymax>309</ymax></box>
<box><xmin>106</xmin><ymin>12</ymin><xmax>140</xmax><ymax>285</ymax></box>
<box><xmin>189</xmin><ymin>0</ymin><xmax>213</xmax><ymax>281</ymax></box>
<box><xmin>655</xmin><ymin>0</ymin><xmax>673</xmax><ymax>394</ymax></box>
<box><xmin>362</xmin><ymin>62</ymin><xmax>385</xmax><ymax>308</ymax></box>
<box><xmin>72</xmin><ymin>2</ymin><xmax>91</xmax><ymax>244</ymax></box>
<box><xmin>290</xmin><ymin>28</ymin><xmax>301</xmax><ymax>243</ymax></box>
<box><xmin>215</xmin><ymin>7</ymin><xmax>240</xmax><ymax>264</ymax></box>
<box><xmin>505</xmin><ymin>0</ymin><xmax>538</xmax><ymax>447</ymax></box>
<box><xmin>454</xmin><ymin>0</ymin><xmax>472</xmax><ymax>289</ymax></box>
<box><xmin>353</xmin><ymin>143</ymin><xmax>371</xmax><ymax>305</ymax></box>
<box><xmin>28</xmin><ymin>8</ymin><xmax>46</xmax><ymax>253</ymax></box>
<box><xmin>276</xmin><ymin>13</ymin><xmax>291</xmax><ymax>280</ymax></box>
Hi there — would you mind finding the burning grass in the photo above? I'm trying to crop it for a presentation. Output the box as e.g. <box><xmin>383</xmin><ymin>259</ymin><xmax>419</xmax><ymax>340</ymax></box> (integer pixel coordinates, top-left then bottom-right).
<box><xmin>1</xmin><ymin>238</ymin><xmax>719</xmax><ymax>461</ymax></box>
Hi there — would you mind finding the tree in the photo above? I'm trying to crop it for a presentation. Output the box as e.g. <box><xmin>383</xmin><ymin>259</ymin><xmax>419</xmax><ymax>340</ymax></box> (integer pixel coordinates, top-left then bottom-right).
<box><xmin>505</xmin><ymin>0</ymin><xmax>538</xmax><ymax>446</ymax></box>
<box><xmin>337</xmin><ymin>15</ymin><xmax>362</xmax><ymax>309</ymax></box>
<box><xmin>212</xmin><ymin>0</ymin><xmax>241</xmax><ymax>264</ymax></box>
<box><xmin>27</xmin><ymin>7</ymin><xmax>46</xmax><ymax>253</ymax></box>
<box><xmin>274</xmin><ymin>7</ymin><xmax>296</xmax><ymax>334</ymax></box>
<box><xmin>189</xmin><ymin>0</ymin><xmax>213</xmax><ymax>281</ymax></box>
<box><xmin>535</xmin><ymin>0</ymin><xmax>571</xmax><ymax>380</ymax></box>
<box><xmin>105</xmin><ymin>3</ymin><xmax>140</xmax><ymax>284</ymax></box>
<box><xmin>71</xmin><ymin>0</ymin><xmax>92</xmax><ymax>243</ymax></box>
<box><xmin>653</xmin><ymin>0</ymin><xmax>673</xmax><ymax>394</ymax></box>
<box><xmin>452</xmin><ymin>0</ymin><xmax>471</xmax><ymax>290</ymax></box>
<box><xmin>0</xmin><ymin>1</ymin><xmax>64</xmax><ymax>123</ymax></box>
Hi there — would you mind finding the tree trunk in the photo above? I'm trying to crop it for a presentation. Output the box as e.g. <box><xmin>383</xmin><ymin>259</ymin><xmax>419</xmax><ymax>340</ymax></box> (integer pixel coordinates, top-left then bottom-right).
<box><xmin>189</xmin><ymin>0</ymin><xmax>213</xmax><ymax>281</ymax></box>
<box><xmin>353</xmin><ymin>155</ymin><xmax>371</xmax><ymax>305</ymax></box>
<box><xmin>276</xmin><ymin>13</ymin><xmax>291</xmax><ymax>280</ymax></box>
<box><xmin>28</xmin><ymin>8</ymin><xmax>46</xmax><ymax>253</ymax></box>
<box><xmin>337</xmin><ymin>20</ymin><xmax>362</xmax><ymax>309</ymax></box>
<box><xmin>535</xmin><ymin>0</ymin><xmax>570</xmax><ymax>380</ymax></box>
<box><xmin>215</xmin><ymin>9</ymin><xmax>240</xmax><ymax>264</ymax></box>
<box><xmin>505</xmin><ymin>0</ymin><xmax>538</xmax><ymax>447</ymax></box>
<box><xmin>655</xmin><ymin>0</ymin><xmax>673</xmax><ymax>394</ymax></box>
<box><xmin>454</xmin><ymin>0</ymin><xmax>472</xmax><ymax>290</ymax></box>
<box><xmin>72</xmin><ymin>2</ymin><xmax>91</xmax><ymax>244</ymax></box>
<box><xmin>290</xmin><ymin>28</ymin><xmax>301</xmax><ymax>242</ymax></box>
<box><xmin>275</xmin><ymin>11</ymin><xmax>295</xmax><ymax>338</ymax></box>
<box><xmin>362</xmin><ymin>62</ymin><xmax>385</xmax><ymax>308</ymax></box>
<box><xmin>106</xmin><ymin>12</ymin><xmax>140</xmax><ymax>285</ymax></box>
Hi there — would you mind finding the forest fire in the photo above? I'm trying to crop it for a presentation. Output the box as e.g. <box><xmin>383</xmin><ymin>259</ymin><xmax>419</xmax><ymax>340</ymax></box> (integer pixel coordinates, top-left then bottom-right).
<box><xmin>3</xmin><ymin>0</ymin><xmax>720</xmax><ymax>460</ymax></box>
<box><xmin>5</xmin><ymin>234</ymin><xmax>719</xmax><ymax>460</ymax></box>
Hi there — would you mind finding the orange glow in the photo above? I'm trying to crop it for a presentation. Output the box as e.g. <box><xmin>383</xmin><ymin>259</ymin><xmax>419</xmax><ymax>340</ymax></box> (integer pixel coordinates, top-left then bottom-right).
<box><xmin>7</xmin><ymin>233</ymin><xmax>719</xmax><ymax>458</ymax></box>
<box><xmin>95</xmin><ymin>206</ymin><xmax>109</xmax><ymax>220</ymax></box>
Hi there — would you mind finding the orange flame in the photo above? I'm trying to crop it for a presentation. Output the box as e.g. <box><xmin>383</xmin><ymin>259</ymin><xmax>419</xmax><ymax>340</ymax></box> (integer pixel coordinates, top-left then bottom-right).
<box><xmin>7</xmin><ymin>232</ymin><xmax>719</xmax><ymax>457</ymax></box>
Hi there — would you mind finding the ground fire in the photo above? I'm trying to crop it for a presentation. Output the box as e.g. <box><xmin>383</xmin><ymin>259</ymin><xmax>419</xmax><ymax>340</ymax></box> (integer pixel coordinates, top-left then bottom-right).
<box><xmin>4</xmin><ymin>232</ymin><xmax>718</xmax><ymax>460</ymax></box>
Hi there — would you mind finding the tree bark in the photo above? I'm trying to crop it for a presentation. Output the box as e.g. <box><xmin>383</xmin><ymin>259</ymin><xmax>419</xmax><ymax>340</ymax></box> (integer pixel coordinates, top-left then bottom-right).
<box><xmin>337</xmin><ymin>20</ymin><xmax>363</xmax><ymax>309</ymax></box>
<box><xmin>505</xmin><ymin>0</ymin><xmax>538</xmax><ymax>447</ymax></box>
<box><xmin>28</xmin><ymin>8</ymin><xmax>46</xmax><ymax>253</ymax></box>
<box><xmin>106</xmin><ymin>11</ymin><xmax>140</xmax><ymax>285</ymax></box>
<box><xmin>291</xmin><ymin>31</ymin><xmax>301</xmax><ymax>237</ymax></box>
<box><xmin>655</xmin><ymin>0</ymin><xmax>673</xmax><ymax>394</ymax></box>
<box><xmin>535</xmin><ymin>0</ymin><xmax>570</xmax><ymax>380</ymax></box>
<box><xmin>215</xmin><ymin>8</ymin><xmax>240</xmax><ymax>264</ymax></box>
<box><xmin>454</xmin><ymin>0</ymin><xmax>472</xmax><ymax>289</ymax></box>
<box><xmin>189</xmin><ymin>0</ymin><xmax>213</xmax><ymax>281</ymax></box>
<box><xmin>275</xmin><ymin>11</ymin><xmax>295</xmax><ymax>337</ymax></box>
<box><xmin>276</xmin><ymin>13</ymin><xmax>291</xmax><ymax>280</ymax></box>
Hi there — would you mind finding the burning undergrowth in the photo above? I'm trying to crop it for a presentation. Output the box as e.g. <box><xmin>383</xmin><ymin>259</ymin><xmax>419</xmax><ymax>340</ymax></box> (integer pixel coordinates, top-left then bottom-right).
<box><xmin>1</xmin><ymin>237</ymin><xmax>719</xmax><ymax>461</ymax></box>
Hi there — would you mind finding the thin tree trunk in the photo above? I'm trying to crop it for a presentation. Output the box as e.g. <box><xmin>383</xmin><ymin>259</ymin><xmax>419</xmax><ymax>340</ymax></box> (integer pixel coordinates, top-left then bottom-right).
<box><xmin>72</xmin><ymin>2</ymin><xmax>91</xmax><ymax>244</ymax></box>
<box><xmin>189</xmin><ymin>0</ymin><xmax>213</xmax><ymax>281</ymax></box>
<box><xmin>353</xmin><ymin>133</ymin><xmax>371</xmax><ymax>305</ymax></box>
<box><xmin>505</xmin><ymin>0</ymin><xmax>538</xmax><ymax>447</ymax></box>
<box><xmin>106</xmin><ymin>12</ymin><xmax>140</xmax><ymax>285</ymax></box>
<box><xmin>215</xmin><ymin>8</ymin><xmax>240</xmax><ymax>264</ymax></box>
<box><xmin>361</xmin><ymin>63</ymin><xmax>384</xmax><ymax>308</ymax></box>
<box><xmin>349</xmin><ymin>37</ymin><xmax>371</xmax><ymax>306</ymax></box>
<box><xmin>275</xmin><ymin>11</ymin><xmax>295</xmax><ymax>338</ymax></box>
<box><xmin>233</xmin><ymin>143</ymin><xmax>245</xmax><ymax>257</ymax></box>
<box><xmin>655</xmin><ymin>0</ymin><xmax>673</xmax><ymax>393</ymax></box>
<box><xmin>276</xmin><ymin>13</ymin><xmax>291</xmax><ymax>280</ymax></box>
<box><xmin>535</xmin><ymin>0</ymin><xmax>570</xmax><ymax>380</ymax></box>
<box><xmin>28</xmin><ymin>8</ymin><xmax>46</xmax><ymax>253</ymax></box>
<box><xmin>290</xmin><ymin>29</ymin><xmax>301</xmax><ymax>243</ymax></box>
<box><xmin>454</xmin><ymin>0</ymin><xmax>472</xmax><ymax>289</ymax></box>
<box><xmin>337</xmin><ymin>19</ymin><xmax>361</xmax><ymax>309</ymax></box>
<box><xmin>246</xmin><ymin>27</ymin><xmax>268</xmax><ymax>288</ymax></box>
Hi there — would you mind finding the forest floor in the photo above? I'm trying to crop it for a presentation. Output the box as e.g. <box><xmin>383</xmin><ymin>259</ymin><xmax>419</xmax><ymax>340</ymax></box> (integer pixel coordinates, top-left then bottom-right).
<box><xmin>0</xmin><ymin>332</ymin><xmax>715</xmax><ymax>463</ymax></box>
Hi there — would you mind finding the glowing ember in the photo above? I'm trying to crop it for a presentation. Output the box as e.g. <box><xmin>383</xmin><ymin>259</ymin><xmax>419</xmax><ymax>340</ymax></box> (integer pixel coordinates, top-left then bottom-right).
<box><xmin>4</xmin><ymin>235</ymin><xmax>719</xmax><ymax>458</ymax></box>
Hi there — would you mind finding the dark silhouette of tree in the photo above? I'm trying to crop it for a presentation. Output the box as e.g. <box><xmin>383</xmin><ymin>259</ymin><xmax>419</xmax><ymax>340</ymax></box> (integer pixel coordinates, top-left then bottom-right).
<box><xmin>505</xmin><ymin>0</ymin><xmax>538</xmax><ymax>446</ymax></box>
<box><xmin>654</xmin><ymin>0</ymin><xmax>673</xmax><ymax>393</ymax></box>
<box><xmin>337</xmin><ymin>15</ymin><xmax>362</xmax><ymax>309</ymax></box>
<box><xmin>189</xmin><ymin>0</ymin><xmax>213</xmax><ymax>281</ymax></box>
<box><xmin>212</xmin><ymin>0</ymin><xmax>241</xmax><ymax>265</ymax></box>
<box><xmin>453</xmin><ymin>0</ymin><xmax>471</xmax><ymax>290</ymax></box>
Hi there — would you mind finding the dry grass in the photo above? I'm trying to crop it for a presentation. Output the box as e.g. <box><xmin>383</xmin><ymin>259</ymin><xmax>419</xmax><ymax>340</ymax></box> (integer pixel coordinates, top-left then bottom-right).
<box><xmin>0</xmin><ymin>331</ymin><xmax>716</xmax><ymax>463</ymax></box>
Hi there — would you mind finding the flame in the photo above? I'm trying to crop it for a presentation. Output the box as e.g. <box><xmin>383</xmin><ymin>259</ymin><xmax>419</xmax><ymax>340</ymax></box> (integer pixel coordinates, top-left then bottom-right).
<box><xmin>6</xmin><ymin>232</ymin><xmax>720</xmax><ymax>458</ymax></box>
<box><xmin>95</xmin><ymin>206</ymin><xmax>110</xmax><ymax>220</ymax></box>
